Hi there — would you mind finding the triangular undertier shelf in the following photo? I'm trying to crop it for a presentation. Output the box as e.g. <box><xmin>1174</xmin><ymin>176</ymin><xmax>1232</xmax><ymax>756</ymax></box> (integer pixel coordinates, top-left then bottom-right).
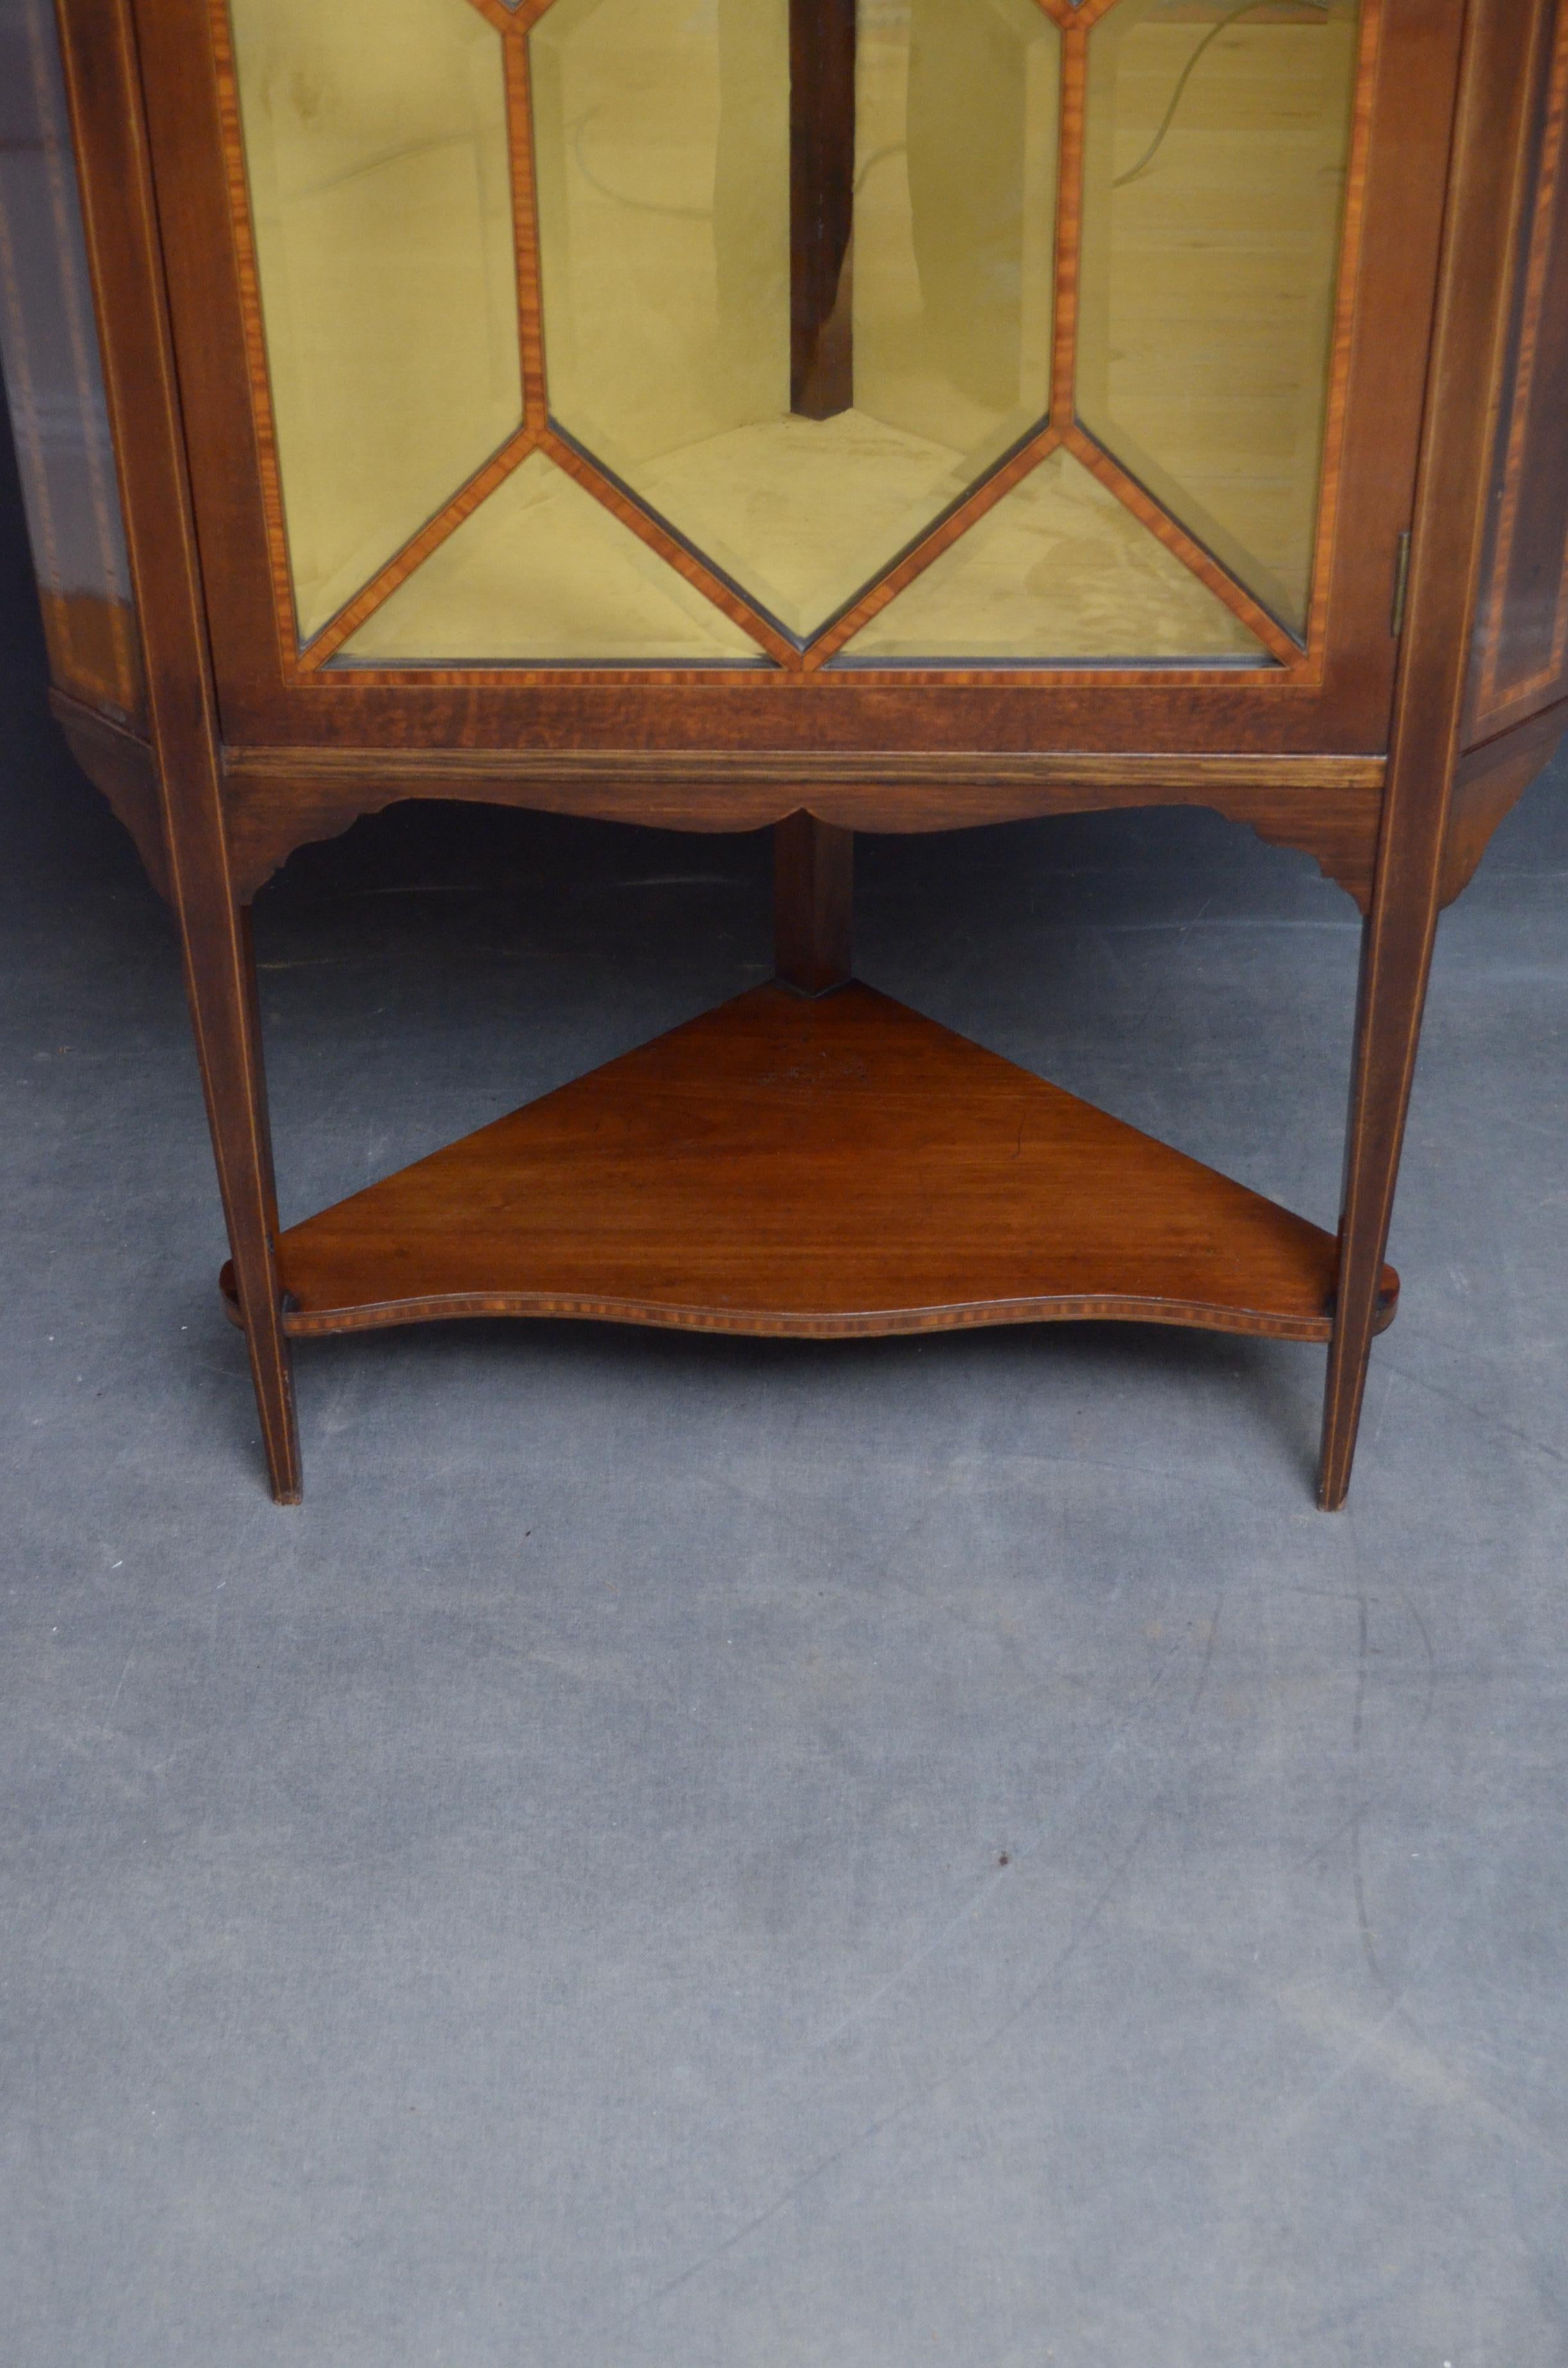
<box><xmin>224</xmin><ymin>985</ymin><xmax>1397</xmax><ymax>1344</ymax></box>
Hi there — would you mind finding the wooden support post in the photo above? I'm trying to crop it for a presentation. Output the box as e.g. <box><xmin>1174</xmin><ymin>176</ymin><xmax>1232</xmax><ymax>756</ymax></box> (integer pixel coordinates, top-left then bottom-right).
<box><xmin>774</xmin><ymin>812</ymin><xmax>853</xmax><ymax>995</ymax></box>
<box><xmin>790</xmin><ymin>0</ymin><xmax>856</xmax><ymax>418</ymax></box>
<box><xmin>58</xmin><ymin>0</ymin><xmax>301</xmax><ymax>1501</ymax></box>
<box><xmin>181</xmin><ymin>896</ymin><xmax>301</xmax><ymax>1502</ymax></box>
<box><xmin>1318</xmin><ymin>0</ymin><xmax>1537</xmax><ymax>1508</ymax></box>
<box><xmin>1319</xmin><ymin>894</ymin><xmax>1437</xmax><ymax>1509</ymax></box>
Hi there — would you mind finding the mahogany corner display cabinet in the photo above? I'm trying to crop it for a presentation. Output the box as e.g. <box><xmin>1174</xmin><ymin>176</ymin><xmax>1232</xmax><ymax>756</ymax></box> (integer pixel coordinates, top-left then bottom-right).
<box><xmin>1</xmin><ymin>0</ymin><xmax>1565</xmax><ymax>1506</ymax></box>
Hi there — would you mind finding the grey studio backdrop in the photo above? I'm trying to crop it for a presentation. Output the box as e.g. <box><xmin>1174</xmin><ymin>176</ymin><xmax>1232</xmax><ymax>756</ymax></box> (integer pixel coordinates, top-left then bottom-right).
<box><xmin>2</xmin><ymin>374</ymin><xmax>1567</xmax><ymax>2365</ymax></box>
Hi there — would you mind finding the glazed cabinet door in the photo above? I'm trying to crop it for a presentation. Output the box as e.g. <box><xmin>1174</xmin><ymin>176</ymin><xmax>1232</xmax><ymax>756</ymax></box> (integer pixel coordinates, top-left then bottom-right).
<box><xmin>129</xmin><ymin>0</ymin><xmax>1465</xmax><ymax>761</ymax></box>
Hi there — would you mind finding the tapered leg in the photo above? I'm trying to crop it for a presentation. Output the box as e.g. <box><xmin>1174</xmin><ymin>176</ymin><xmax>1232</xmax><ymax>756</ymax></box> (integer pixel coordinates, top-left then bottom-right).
<box><xmin>1318</xmin><ymin>896</ymin><xmax>1441</xmax><ymax>1510</ymax></box>
<box><xmin>180</xmin><ymin>897</ymin><xmax>301</xmax><ymax>1502</ymax></box>
<box><xmin>774</xmin><ymin>812</ymin><xmax>853</xmax><ymax>995</ymax></box>
<box><xmin>49</xmin><ymin>1</ymin><xmax>302</xmax><ymax>1499</ymax></box>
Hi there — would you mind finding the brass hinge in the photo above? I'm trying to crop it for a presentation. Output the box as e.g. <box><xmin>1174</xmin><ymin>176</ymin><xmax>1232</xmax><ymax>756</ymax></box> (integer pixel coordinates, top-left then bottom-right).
<box><xmin>1390</xmin><ymin>530</ymin><xmax>1412</xmax><ymax>639</ymax></box>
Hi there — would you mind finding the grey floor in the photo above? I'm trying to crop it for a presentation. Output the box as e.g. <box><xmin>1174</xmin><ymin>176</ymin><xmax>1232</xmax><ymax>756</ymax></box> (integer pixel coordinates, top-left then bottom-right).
<box><xmin>3</xmin><ymin>407</ymin><xmax>1567</xmax><ymax>2367</ymax></box>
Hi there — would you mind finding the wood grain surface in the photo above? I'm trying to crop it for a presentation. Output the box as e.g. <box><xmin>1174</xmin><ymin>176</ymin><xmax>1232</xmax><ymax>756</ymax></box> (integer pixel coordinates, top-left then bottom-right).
<box><xmin>774</xmin><ymin>812</ymin><xmax>853</xmax><ymax>994</ymax></box>
<box><xmin>220</xmin><ymin>742</ymin><xmax>1385</xmax><ymax>906</ymax></box>
<box><xmin>1319</xmin><ymin>0</ymin><xmax>1533</xmax><ymax>1508</ymax></box>
<box><xmin>226</xmin><ymin>983</ymin><xmax>1398</xmax><ymax>1345</ymax></box>
<box><xmin>60</xmin><ymin>0</ymin><xmax>302</xmax><ymax>1501</ymax></box>
<box><xmin>48</xmin><ymin>685</ymin><xmax>168</xmax><ymax>899</ymax></box>
<box><xmin>1444</xmin><ymin>697</ymin><xmax>1567</xmax><ymax>903</ymax></box>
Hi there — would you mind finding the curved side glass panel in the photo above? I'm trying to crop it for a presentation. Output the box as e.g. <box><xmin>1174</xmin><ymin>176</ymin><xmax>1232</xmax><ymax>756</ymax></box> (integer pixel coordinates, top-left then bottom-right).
<box><xmin>0</xmin><ymin>0</ymin><xmax>142</xmax><ymax>723</ymax></box>
<box><xmin>1077</xmin><ymin>0</ymin><xmax>1361</xmax><ymax>634</ymax></box>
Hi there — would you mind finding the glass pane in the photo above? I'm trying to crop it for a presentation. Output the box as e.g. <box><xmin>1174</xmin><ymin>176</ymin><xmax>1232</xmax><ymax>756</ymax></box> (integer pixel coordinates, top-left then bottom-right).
<box><xmin>838</xmin><ymin>448</ymin><xmax>1270</xmax><ymax>661</ymax></box>
<box><xmin>336</xmin><ymin>450</ymin><xmax>765</xmax><ymax>662</ymax></box>
<box><xmin>229</xmin><ymin>0</ymin><xmax>523</xmax><ymax>640</ymax></box>
<box><xmin>531</xmin><ymin>0</ymin><xmax>1058</xmax><ymax>641</ymax></box>
<box><xmin>1077</xmin><ymin>0</ymin><xmax>1361</xmax><ymax>633</ymax></box>
<box><xmin>0</xmin><ymin>0</ymin><xmax>142</xmax><ymax>723</ymax></box>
